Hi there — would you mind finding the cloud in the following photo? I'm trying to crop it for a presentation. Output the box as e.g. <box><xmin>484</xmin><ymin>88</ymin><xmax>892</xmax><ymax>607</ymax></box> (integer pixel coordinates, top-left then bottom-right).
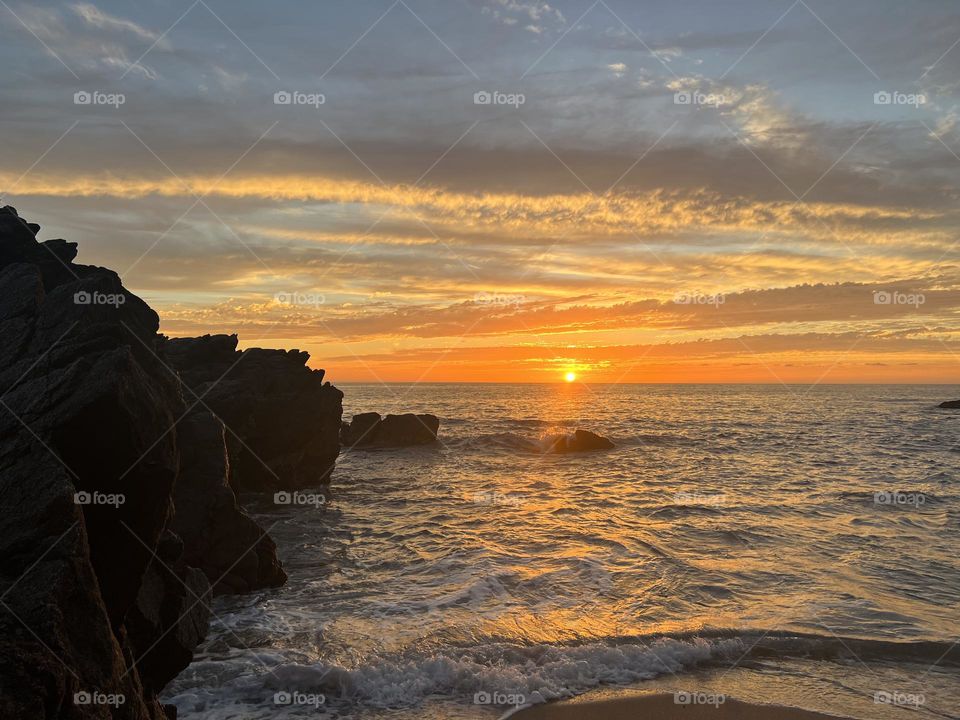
<box><xmin>4</xmin><ymin>170</ymin><xmax>946</xmax><ymax>244</ymax></box>
<box><xmin>71</xmin><ymin>2</ymin><xmax>166</xmax><ymax>45</ymax></box>
<box><xmin>479</xmin><ymin>0</ymin><xmax>565</xmax><ymax>33</ymax></box>
<box><xmin>153</xmin><ymin>276</ymin><xmax>960</xmax><ymax>343</ymax></box>
<box><xmin>4</xmin><ymin>0</ymin><xmax>960</xmax><ymax>382</ymax></box>
<box><xmin>11</xmin><ymin>2</ymin><xmax>166</xmax><ymax>79</ymax></box>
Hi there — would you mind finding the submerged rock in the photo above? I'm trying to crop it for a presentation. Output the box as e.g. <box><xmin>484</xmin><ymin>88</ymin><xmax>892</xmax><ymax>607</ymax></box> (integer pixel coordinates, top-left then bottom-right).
<box><xmin>341</xmin><ymin>412</ymin><xmax>440</xmax><ymax>448</ymax></box>
<box><xmin>545</xmin><ymin>429</ymin><xmax>615</xmax><ymax>452</ymax></box>
<box><xmin>939</xmin><ymin>399</ymin><xmax>960</xmax><ymax>408</ymax></box>
<box><xmin>162</xmin><ymin>334</ymin><xmax>343</xmax><ymax>492</ymax></box>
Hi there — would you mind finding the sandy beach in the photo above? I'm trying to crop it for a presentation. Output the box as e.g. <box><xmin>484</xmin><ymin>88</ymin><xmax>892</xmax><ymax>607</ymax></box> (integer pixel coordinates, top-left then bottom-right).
<box><xmin>511</xmin><ymin>692</ymin><xmax>850</xmax><ymax>720</ymax></box>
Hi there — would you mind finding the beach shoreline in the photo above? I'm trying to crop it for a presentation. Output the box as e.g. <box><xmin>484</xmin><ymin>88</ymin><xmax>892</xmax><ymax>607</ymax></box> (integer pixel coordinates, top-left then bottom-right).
<box><xmin>510</xmin><ymin>692</ymin><xmax>850</xmax><ymax>720</ymax></box>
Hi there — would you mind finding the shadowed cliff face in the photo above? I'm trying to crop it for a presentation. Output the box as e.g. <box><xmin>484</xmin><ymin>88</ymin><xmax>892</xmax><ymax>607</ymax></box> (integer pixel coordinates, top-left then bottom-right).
<box><xmin>170</xmin><ymin>407</ymin><xmax>288</xmax><ymax>594</ymax></box>
<box><xmin>0</xmin><ymin>206</ymin><xmax>341</xmax><ymax>718</ymax></box>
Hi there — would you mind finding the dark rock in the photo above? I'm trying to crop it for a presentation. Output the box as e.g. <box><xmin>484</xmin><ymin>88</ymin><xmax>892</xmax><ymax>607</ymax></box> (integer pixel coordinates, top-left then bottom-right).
<box><xmin>341</xmin><ymin>412</ymin><xmax>440</xmax><ymax>448</ymax></box>
<box><xmin>0</xmin><ymin>208</ymin><xmax>185</xmax><ymax>717</ymax></box>
<box><xmin>341</xmin><ymin>411</ymin><xmax>383</xmax><ymax>446</ymax></box>
<box><xmin>939</xmin><ymin>399</ymin><xmax>960</xmax><ymax>408</ymax></box>
<box><xmin>162</xmin><ymin>334</ymin><xmax>343</xmax><ymax>492</ymax></box>
<box><xmin>546</xmin><ymin>429</ymin><xmax>615</xmax><ymax>453</ymax></box>
<box><xmin>0</xmin><ymin>206</ymin><xmax>319</xmax><ymax>715</ymax></box>
<box><xmin>171</xmin><ymin>408</ymin><xmax>287</xmax><ymax>594</ymax></box>
<box><xmin>126</xmin><ymin>531</ymin><xmax>212</xmax><ymax>696</ymax></box>
<box><xmin>378</xmin><ymin>413</ymin><xmax>440</xmax><ymax>445</ymax></box>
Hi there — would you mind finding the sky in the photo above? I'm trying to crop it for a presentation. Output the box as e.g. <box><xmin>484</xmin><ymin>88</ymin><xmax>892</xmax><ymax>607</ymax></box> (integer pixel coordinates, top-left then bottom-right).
<box><xmin>2</xmin><ymin>0</ymin><xmax>960</xmax><ymax>383</ymax></box>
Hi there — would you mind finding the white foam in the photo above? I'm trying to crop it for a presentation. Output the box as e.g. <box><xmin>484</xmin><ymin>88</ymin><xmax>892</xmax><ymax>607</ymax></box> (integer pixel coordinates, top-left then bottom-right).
<box><xmin>166</xmin><ymin>637</ymin><xmax>742</xmax><ymax>717</ymax></box>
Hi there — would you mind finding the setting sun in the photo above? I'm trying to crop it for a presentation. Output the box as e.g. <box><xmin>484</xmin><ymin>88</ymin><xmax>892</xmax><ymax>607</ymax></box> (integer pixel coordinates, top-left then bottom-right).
<box><xmin>565</xmin><ymin>372</ymin><xmax>577</xmax><ymax>383</ymax></box>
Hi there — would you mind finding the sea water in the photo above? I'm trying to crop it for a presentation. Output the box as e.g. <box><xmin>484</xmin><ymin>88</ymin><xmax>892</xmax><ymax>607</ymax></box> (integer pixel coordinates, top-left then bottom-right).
<box><xmin>165</xmin><ymin>384</ymin><xmax>960</xmax><ymax>719</ymax></box>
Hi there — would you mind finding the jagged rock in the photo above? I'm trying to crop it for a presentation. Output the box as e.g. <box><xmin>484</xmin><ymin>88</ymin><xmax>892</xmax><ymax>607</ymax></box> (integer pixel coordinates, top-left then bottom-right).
<box><xmin>0</xmin><ymin>206</ymin><xmax>319</xmax><ymax>715</ymax></box>
<box><xmin>341</xmin><ymin>412</ymin><xmax>440</xmax><ymax>448</ymax></box>
<box><xmin>939</xmin><ymin>399</ymin><xmax>960</xmax><ymax>408</ymax></box>
<box><xmin>546</xmin><ymin>429</ymin><xmax>615</xmax><ymax>453</ymax></box>
<box><xmin>126</xmin><ymin>531</ymin><xmax>212</xmax><ymax>696</ymax></box>
<box><xmin>162</xmin><ymin>334</ymin><xmax>343</xmax><ymax>492</ymax></box>
<box><xmin>172</xmin><ymin>408</ymin><xmax>287</xmax><ymax>594</ymax></box>
<box><xmin>0</xmin><ymin>206</ymin><xmax>185</xmax><ymax>717</ymax></box>
<box><xmin>341</xmin><ymin>412</ymin><xmax>383</xmax><ymax>446</ymax></box>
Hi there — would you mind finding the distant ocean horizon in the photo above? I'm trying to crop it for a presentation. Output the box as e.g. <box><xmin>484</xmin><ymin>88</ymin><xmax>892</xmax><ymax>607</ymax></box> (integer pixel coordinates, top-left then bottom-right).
<box><xmin>167</xmin><ymin>383</ymin><xmax>960</xmax><ymax>719</ymax></box>
<box><xmin>330</xmin><ymin>381</ymin><xmax>960</xmax><ymax>385</ymax></box>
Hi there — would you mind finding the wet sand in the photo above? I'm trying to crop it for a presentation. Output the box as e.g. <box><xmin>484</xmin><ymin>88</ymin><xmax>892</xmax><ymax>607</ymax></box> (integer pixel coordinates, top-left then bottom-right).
<box><xmin>510</xmin><ymin>692</ymin><xmax>851</xmax><ymax>720</ymax></box>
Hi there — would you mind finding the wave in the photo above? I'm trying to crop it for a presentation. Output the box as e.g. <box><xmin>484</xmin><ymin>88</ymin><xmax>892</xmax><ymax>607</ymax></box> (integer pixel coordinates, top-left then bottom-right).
<box><xmin>166</xmin><ymin>630</ymin><xmax>960</xmax><ymax>717</ymax></box>
<box><xmin>643</xmin><ymin>628</ymin><xmax>960</xmax><ymax>665</ymax></box>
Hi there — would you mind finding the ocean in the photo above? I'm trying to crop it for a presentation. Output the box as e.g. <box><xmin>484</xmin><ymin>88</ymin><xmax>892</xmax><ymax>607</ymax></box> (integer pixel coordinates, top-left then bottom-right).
<box><xmin>164</xmin><ymin>384</ymin><xmax>960</xmax><ymax>719</ymax></box>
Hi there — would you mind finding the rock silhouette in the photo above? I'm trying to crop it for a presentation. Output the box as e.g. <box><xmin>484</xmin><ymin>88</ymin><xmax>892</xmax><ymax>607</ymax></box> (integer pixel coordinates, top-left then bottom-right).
<box><xmin>0</xmin><ymin>206</ymin><xmax>190</xmax><ymax>718</ymax></box>
<box><xmin>545</xmin><ymin>429</ymin><xmax>615</xmax><ymax>452</ymax></box>
<box><xmin>341</xmin><ymin>412</ymin><xmax>440</xmax><ymax>447</ymax></box>
<box><xmin>0</xmin><ymin>207</ymin><xmax>342</xmax><ymax>718</ymax></box>
<box><xmin>163</xmin><ymin>334</ymin><xmax>343</xmax><ymax>492</ymax></box>
<box><xmin>171</xmin><ymin>407</ymin><xmax>287</xmax><ymax>594</ymax></box>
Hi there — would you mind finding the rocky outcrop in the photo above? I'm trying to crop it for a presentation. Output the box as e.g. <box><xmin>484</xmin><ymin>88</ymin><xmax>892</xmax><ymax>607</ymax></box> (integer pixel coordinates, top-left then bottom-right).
<box><xmin>545</xmin><ymin>429</ymin><xmax>615</xmax><ymax>452</ymax></box>
<box><xmin>0</xmin><ymin>206</ymin><xmax>192</xmax><ymax>718</ymax></box>
<box><xmin>341</xmin><ymin>412</ymin><xmax>440</xmax><ymax>448</ymax></box>
<box><xmin>171</xmin><ymin>408</ymin><xmax>287</xmax><ymax>594</ymax></box>
<box><xmin>162</xmin><ymin>334</ymin><xmax>343</xmax><ymax>493</ymax></box>
<box><xmin>126</xmin><ymin>531</ymin><xmax>212</xmax><ymax>697</ymax></box>
<box><xmin>0</xmin><ymin>206</ymin><xmax>327</xmax><ymax>718</ymax></box>
<box><xmin>938</xmin><ymin>399</ymin><xmax>960</xmax><ymax>408</ymax></box>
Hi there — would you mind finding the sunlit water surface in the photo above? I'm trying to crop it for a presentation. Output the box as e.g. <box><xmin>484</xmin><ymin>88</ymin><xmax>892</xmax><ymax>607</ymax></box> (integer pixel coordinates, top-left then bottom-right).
<box><xmin>166</xmin><ymin>384</ymin><xmax>960</xmax><ymax>719</ymax></box>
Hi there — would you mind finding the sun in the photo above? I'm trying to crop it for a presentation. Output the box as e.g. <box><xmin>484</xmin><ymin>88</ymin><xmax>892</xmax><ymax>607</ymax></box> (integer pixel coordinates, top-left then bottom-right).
<box><xmin>564</xmin><ymin>371</ymin><xmax>577</xmax><ymax>383</ymax></box>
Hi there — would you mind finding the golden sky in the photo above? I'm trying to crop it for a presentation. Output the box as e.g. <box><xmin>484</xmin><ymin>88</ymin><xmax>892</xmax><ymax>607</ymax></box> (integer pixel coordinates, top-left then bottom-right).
<box><xmin>4</xmin><ymin>0</ymin><xmax>960</xmax><ymax>383</ymax></box>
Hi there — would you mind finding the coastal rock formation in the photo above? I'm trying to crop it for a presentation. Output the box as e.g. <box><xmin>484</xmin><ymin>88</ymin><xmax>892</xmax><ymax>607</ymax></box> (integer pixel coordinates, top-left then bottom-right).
<box><xmin>938</xmin><ymin>399</ymin><xmax>960</xmax><ymax>408</ymax></box>
<box><xmin>162</xmin><ymin>334</ymin><xmax>343</xmax><ymax>492</ymax></box>
<box><xmin>341</xmin><ymin>412</ymin><xmax>440</xmax><ymax>448</ymax></box>
<box><xmin>545</xmin><ymin>429</ymin><xmax>615</xmax><ymax>453</ymax></box>
<box><xmin>0</xmin><ymin>206</ymin><xmax>190</xmax><ymax>718</ymax></box>
<box><xmin>171</xmin><ymin>407</ymin><xmax>287</xmax><ymax>594</ymax></box>
<box><xmin>0</xmin><ymin>207</ymin><xmax>321</xmax><ymax>717</ymax></box>
<box><xmin>126</xmin><ymin>531</ymin><xmax>212</xmax><ymax>696</ymax></box>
